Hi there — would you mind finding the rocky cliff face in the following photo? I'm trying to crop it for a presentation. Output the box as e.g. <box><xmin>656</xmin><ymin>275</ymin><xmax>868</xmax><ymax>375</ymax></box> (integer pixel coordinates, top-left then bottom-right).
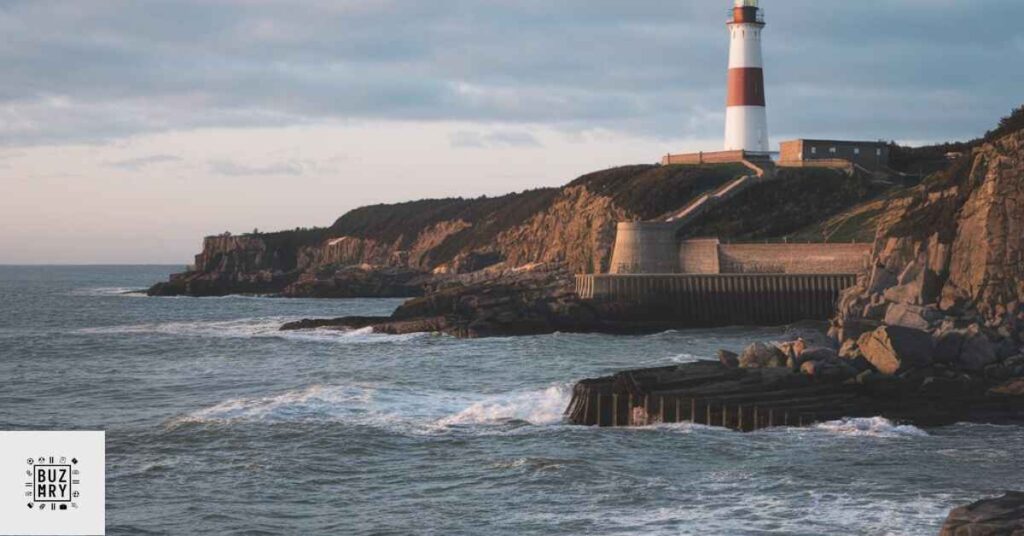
<box><xmin>149</xmin><ymin>164</ymin><xmax>746</xmax><ymax>296</ymax></box>
<box><xmin>831</xmin><ymin>129</ymin><xmax>1024</xmax><ymax>381</ymax></box>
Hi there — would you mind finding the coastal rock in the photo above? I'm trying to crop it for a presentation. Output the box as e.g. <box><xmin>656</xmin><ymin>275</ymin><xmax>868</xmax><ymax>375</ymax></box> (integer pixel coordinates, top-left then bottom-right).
<box><xmin>738</xmin><ymin>342</ymin><xmax>787</xmax><ymax>369</ymax></box>
<box><xmin>834</xmin><ymin>318</ymin><xmax>880</xmax><ymax>347</ymax></box>
<box><xmin>857</xmin><ymin>326</ymin><xmax>934</xmax><ymax>375</ymax></box>
<box><xmin>956</xmin><ymin>330</ymin><xmax>998</xmax><ymax>371</ymax></box>
<box><xmin>838</xmin><ymin>338</ymin><xmax>860</xmax><ymax>359</ymax></box>
<box><xmin>989</xmin><ymin>379</ymin><xmax>1024</xmax><ymax>397</ymax></box>
<box><xmin>934</xmin><ymin>330</ymin><xmax>967</xmax><ymax>365</ymax></box>
<box><xmin>831</xmin><ymin>128</ymin><xmax>1024</xmax><ymax>382</ymax></box>
<box><xmin>283</xmin><ymin>265</ymin><xmax>428</xmax><ymax>298</ymax></box>
<box><xmin>939</xmin><ymin>492</ymin><xmax>1024</xmax><ymax>536</ymax></box>
<box><xmin>884</xmin><ymin>303</ymin><xmax>943</xmax><ymax>331</ymax></box>
<box><xmin>718</xmin><ymin>350</ymin><xmax>740</xmax><ymax>368</ymax></box>
<box><xmin>800</xmin><ymin>358</ymin><xmax>857</xmax><ymax>383</ymax></box>
<box><xmin>280</xmin><ymin>316</ymin><xmax>389</xmax><ymax>331</ymax></box>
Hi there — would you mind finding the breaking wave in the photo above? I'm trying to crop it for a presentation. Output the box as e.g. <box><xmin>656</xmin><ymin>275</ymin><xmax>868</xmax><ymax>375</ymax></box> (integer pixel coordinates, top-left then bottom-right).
<box><xmin>168</xmin><ymin>382</ymin><xmax>572</xmax><ymax>434</ymax></box>
<box><xmin>75</xmin><ymin>317</ymin><xmax>430</xmax><ymax>344</ymax></box>
<box><xmin>434</xmin><ymin>384</ymin><xmax>571</xmax><ymax>427</ymax></box>
<box><xmin>70</xmin><ymin>286</ymin><xmax>147</xmax><ymax>297</ymax></box>
<box><xmin>813</xmin><ymin>417</ymin><xmax>928</xmax><ymax>438</ymax></box>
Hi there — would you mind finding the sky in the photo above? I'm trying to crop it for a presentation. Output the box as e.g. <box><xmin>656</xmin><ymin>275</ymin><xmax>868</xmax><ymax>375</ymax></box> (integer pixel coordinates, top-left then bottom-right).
<box><xmin>1</xmin><ymin>0</ymin><xmax>1022</xmax><ymax>264</ymax></box>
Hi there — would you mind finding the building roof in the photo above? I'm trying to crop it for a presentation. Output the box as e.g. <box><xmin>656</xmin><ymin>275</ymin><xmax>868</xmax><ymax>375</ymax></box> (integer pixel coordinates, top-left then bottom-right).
<box><xmin>783</xmin><ymin>139</ymin><xmax>889</xmax><ymax>146</ymax></box>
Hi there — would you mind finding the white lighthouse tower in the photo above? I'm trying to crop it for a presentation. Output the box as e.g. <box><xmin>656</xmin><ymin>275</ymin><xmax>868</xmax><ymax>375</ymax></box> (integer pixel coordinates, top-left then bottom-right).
<box><xmin>724</xmin><ymin>0</ymin><xmax>769</xmax><ymax>153</ymax></box>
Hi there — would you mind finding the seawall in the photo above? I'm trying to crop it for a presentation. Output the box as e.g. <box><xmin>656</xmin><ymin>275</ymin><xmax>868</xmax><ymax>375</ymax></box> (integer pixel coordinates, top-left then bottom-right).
<box><xmin>576</xmin><ymin>273</ymin><xmax>858</xmax><ymax>326</ymax></box>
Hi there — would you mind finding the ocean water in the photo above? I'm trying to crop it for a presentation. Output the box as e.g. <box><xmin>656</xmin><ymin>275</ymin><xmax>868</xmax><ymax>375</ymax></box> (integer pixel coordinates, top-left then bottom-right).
<box><xmin>1</xmin><ymin>265</ymin><xmax>1022</xmax><ymax>535</ymax></box>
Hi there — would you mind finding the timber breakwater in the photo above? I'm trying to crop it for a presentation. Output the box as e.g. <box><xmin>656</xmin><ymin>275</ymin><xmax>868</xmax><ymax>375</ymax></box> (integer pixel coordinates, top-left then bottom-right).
<box><xmin>565</xmin><ymin>359</ymin><xmax>1024</xmax><ymax>430</ymax></box>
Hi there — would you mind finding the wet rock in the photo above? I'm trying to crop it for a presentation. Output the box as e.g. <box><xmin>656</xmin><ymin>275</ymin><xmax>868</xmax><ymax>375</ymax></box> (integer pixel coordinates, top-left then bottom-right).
<box><xmin>989</xmin><ymin>379</ymin><xmax>1024</xmax><ymax>397</ymax></box>
<box><xmin>956</xmin><ymin>331</ymin><xmax>999</xmax><ymax>371</ymax></box>
<box><xmin>800</xmin><ymin>358</ymin><xmax>857</xmax><ymax>383</ymax></box>
<box><xmin>934</xmin><ymin>330</ymin><xmax>967</xmax><ymax>365</ymax></box>
<box><xmin>919</xmin><ymin>376</ymin><xmax>973</xmax><ymax>398</ymax></box>
<box><xmin>857</xmin><ymin>326</ymin><xmax>934</xmax><ymax>376</ymax></box>
<box><xmin>738</xmin><ymin>342</ymin><xmax>787</xmax><ymax>369</ymax></box>
<box><xmin>939</xmin><ymin>492</ymin><xmax>1024</xmax><ymax>536</ymax></box>
<box><xmin>280</xmin><ymin>316</ymin><xmax>390</xmax><ymax>331</ymax></box>
<box><xmin>718</xmin><ymin>350</ymin><xmax>740</xmax><ymax>369</ymax></box>
<box><xmin>787</xmin><ymin>345</ymin><xmax>830</xmax><ymax>371</ymax></box>
<box><xmin>845</xmin><ymin>354</ymin><xmax>876</xmax><ymax>373</ymax></box>
<box><xmin>800</xmin><ymin>347</ymin><xmax>840</xmax><ymax>363</ymax></box>
<box><xmin>985</xmin><ymin>364</ymin><xmax>1012</xmax><ymax>382</ymax></box>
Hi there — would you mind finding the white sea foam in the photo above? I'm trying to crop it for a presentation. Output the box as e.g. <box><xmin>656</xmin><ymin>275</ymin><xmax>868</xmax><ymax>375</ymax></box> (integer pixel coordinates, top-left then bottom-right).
<box><xmin>70</xmin><ymin>286</ymin><xmax>147</xmax><ymax>297</ymax></box>
<box><xmin>169</xmin><ymin>382</ymin><xmax>572</xmax><ymax>434</ymax></box>
<box><xmin>813</xmin><ymin>417</ymin><xmax>928</xmax><ymax>438</ymax></box>
<box><xmin>668</xmin><ymin>352</ymin><xmax>702</xmax><ymax>363</ymax></box>
<box><xmin>433</xmin><ymin>384</ymin><xmax>571</xmax><ymax>428</ymax></box>
<box><xmin>75</xmin><ymin>317</ymin><xmax>429</xmax><ymax>344</ymax></box>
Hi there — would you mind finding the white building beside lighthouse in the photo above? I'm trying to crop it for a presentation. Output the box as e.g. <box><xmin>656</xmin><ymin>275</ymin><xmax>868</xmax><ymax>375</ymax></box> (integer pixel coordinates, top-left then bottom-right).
<box><xmin>724</xmin><ymin>0</ymin><xmax>769</xmax><ymax>153</ymax></box>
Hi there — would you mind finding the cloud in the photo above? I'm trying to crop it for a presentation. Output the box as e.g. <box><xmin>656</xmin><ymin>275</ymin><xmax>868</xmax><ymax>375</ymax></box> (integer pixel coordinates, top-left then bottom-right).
<box><xmin>103</xmin><ymin>154</ymin><xmax>183</xmax><ymax>170</ymax></box>
<box><xmin>449</xmin><ymin>129</ymin><xmax>542</xmax><ymax>149</ymax></box>
<box><xmin>0</xmin><ymin>0</ymin><xmax>1021</xmax><ymax>147</ymax></box>
<box><xmin>207</xmin><ymin>159</ymin><xmax>305</xmax><ymax>176</ymax></box>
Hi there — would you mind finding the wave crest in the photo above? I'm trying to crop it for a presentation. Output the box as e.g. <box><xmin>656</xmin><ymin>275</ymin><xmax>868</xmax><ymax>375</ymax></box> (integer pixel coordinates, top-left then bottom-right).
<box><xmin>168</xmin><ymin>382</ymin><xmax>571</xmax><ymax>434</ymax></box>
<box><xmin>814</xmin><ymin>417</ymin><xmax>928</xmax><ymax>438</ymax></box>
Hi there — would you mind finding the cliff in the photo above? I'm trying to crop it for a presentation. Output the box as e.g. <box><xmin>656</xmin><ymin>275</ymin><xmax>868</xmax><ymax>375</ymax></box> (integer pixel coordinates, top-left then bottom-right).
<box><xmin>150</xmin><ymin>164</ymin><xmax>748</xmax><ymax>296</ymax></box>
<box><xmin>831</xmin><ymin>127</ymin><xmax>1024</xmax><ymax>354</ymax></box>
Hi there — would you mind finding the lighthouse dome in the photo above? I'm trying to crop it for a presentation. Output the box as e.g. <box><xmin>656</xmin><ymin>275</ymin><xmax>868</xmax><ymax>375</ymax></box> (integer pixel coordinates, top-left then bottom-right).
<box><xmin>734</xmin><ymin>0</ymin><xmax>759</xmax><ymax>6</ymax></box>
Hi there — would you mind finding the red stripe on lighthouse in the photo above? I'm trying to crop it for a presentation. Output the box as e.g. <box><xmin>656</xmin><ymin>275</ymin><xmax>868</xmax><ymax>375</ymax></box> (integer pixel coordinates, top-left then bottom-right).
<box><xmin>726</xmin><ymin>68</ymin><xmax>765</xmax><ymax>107</ymax></box>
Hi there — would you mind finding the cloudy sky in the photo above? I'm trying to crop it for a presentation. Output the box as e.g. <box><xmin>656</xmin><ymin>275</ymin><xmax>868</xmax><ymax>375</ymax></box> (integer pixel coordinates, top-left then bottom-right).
<box><xmin>1</xmin><ymin>0</ymin><xmax>1021</xmax><ymax>263</ymax></box>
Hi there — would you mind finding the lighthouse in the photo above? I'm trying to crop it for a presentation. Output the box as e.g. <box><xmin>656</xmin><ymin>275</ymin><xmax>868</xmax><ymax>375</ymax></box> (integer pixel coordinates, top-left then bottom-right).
<box><xmin>724</xmin><ymin>0</ymin><xmax>769</xmax><ymax>153</ymax></box>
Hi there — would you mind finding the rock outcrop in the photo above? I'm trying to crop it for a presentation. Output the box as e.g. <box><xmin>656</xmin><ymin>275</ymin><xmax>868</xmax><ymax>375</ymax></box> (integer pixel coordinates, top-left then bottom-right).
<box><xmin>828</xmin><ymin>128</ymin><xmax>1024</xmax><ymax>390</ymax></box>
<box><xmin>940</xmin><ymin>492</ymin><xmax>1024</xmax><ymax>536</ymax></box>
<box><xmin>149</xmin><ymin>164</ymin><xmax>883</xmax><ymax>298</ymax></box>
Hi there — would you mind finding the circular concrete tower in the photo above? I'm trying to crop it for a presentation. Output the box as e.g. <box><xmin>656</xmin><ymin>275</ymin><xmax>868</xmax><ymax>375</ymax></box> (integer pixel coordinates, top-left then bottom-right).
<box><xmin>724</xmin><ymin>0</ymin><xmax>769</xmax><ymax>153</ymax></box>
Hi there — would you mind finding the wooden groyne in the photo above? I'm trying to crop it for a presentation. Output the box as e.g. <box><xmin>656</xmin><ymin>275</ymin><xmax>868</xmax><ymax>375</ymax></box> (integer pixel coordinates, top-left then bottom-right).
<box><xmin>575</xmin><ymin>274</ymin><xmax>857</xmax><ymax>326</ymax></box>
<box><xmin>565</xmin><ymin>362</ymin><xmax>1024</xmax><ymax>430</ymax></box>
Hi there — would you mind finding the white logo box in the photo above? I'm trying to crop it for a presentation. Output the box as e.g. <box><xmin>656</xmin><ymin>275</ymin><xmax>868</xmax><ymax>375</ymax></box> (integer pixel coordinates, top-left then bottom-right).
<box><xmin>0</xmin><ymin>431</ymin><xmax>104</xmax><ymax>536</ymax></box>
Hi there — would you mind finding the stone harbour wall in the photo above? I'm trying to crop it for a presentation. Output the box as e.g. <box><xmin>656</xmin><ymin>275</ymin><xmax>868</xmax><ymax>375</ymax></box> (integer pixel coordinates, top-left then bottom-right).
<box><xmin>717</xmin><ymin>243</ymin><xmax>871</xmax><ymax>274</ymax></box>
<box><xmin>576</xmin><ymin>273</ymin><xmax>858</xmax><ymax>326</ymax></box>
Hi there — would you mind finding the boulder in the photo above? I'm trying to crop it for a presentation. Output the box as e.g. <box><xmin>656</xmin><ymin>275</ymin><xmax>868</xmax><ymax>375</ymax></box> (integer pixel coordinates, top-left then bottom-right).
<box><xmin>934</xmin><ymin>330</ymin><xmax>967</xmax><ymax>365</ymax></box>
<box><xmin>956</xmin><ymin>332</ymin><xmax>999</xmax><ymax>371</ymax></box>
<box><xmin>718</xmin><ymin>349</ymin><xmax>739</xmax><ymax>369</ymax></box>
<box><xmin>839</xmin><ymin>339</ymin><xmax>860</xmax><ymax>359</ymax></box>
<box><xmin>884</xmin><ymin>303</ymin><xmax>943</xmax><ymax>331</ymax></box>
<box><xmin>939</xmin><ymin>492</ymin><xmax>1024</xmax><ymax>536</ymax></box>
<box><xmin>837</xmin><ymin>318</ymin><xmax>880</xmax><ymax>343</ymax></box>
<box><xmin>738</xmin><ymin>342</ymin><xmax>787</xmax><ymax>369</ymax></box>
<box><xmin>857</xmin><ymin>326</ymin><xmax>934</xmax><ymax>376</ymax></box>
<box><xmin>800</xmin><ymin>347</ymin><xmax>840</xmax><ymax>363</ymax></box>
<box><xmin>781</xmin><ymin>322</ymin><xmax>835</xmax><ymax>349</ymax></box>
<box><xmin>780</xmin><ymin>341</ymin><xmax>836</xmax><ymax>369</ymax></box>
<box><xmin>800</xmin><ymin>358</ymin><xmax>857</xmax><ymax>383</ymax></box>
<box><xmin>862</xmin><ymin>298</ymin><xmax>890</xmax><ymax>321</ymax></box>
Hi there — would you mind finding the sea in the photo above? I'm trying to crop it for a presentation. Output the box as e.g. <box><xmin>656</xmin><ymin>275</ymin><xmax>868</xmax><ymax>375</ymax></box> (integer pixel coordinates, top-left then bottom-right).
<box><xmin>1</xmin><ymin>265</ymin><xmax>1022</xmax><ymax>535</ymax></box>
